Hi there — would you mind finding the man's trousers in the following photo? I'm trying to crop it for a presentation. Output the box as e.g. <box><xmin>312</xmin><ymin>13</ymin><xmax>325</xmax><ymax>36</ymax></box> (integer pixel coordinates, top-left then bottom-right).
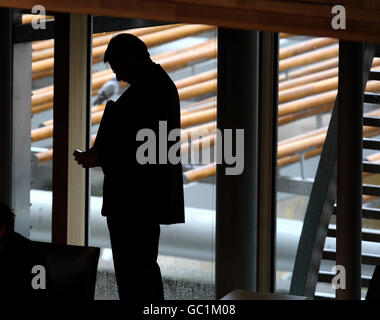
<box><xmin>107</xmin><ymin>215</ymin><xmax>164</xmax><ymax>302</ymax></box>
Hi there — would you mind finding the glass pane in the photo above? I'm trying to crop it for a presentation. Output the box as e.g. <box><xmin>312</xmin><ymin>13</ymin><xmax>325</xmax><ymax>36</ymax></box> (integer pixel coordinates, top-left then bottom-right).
<box><xmin>30</xmin><ymin>14</ymin><xmax>55</xmax><ymax>243</ymax></box>
<box><xmin>276</xmin><ymin>34</ymin><xmax>335</xmax><ymax>296</ymax></box>
<box><xmin>276</xmin><ymin>34</ymin><xmax>380</xmax><ymax>299</ymax></box>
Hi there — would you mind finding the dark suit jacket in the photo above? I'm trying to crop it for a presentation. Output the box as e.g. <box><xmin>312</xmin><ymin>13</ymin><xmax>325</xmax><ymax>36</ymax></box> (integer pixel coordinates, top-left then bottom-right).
<box><xmin>94</xmin><ymin>63</ymin><xmax>185</xmax><ymax>224</ymax></box>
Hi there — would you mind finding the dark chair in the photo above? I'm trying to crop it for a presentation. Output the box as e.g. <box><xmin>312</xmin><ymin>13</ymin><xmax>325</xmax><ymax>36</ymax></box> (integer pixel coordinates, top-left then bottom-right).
<box><xmin>31</xmin><ymin>240</ymin><xmax>100</xmax><ymax>300</ymax></box>
<box><xmin>366</xmin><ymin>266</ymin><xmax>380</xmax><ymax>300</ymax></box>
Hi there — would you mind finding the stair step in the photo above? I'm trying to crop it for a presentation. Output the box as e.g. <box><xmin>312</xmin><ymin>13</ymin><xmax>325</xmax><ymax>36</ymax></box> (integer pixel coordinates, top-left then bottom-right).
<box><xmin>363</xmin><ymin>116</ymin><xmax>380</xmax><ymax>127</ymax></box>
<box><xmin>369</xmin><ymin>71</ymin><xmax>380</xmax><ymax>81</ymax></box>
<box><xmin>318</xmin><ymin>271</ymin><xmax>371</xmax><ymax>287</ymax></box>
<box><xmin>327</xmin><ymin>227</ymin><xmax>380</xmax><ymax>242</ymax></box>
<box><xmin>363</xmin><ymin>184</ymin><xmax>380</xmax><ymax>197</ymax></box>
<box><xmin>333</xmin><ymin>205</ymin><xmax>380</xmax><ymax>220</ymax></box>
<box><xmin>323</xmin><ymin>248</ymin><xmax>380</xmax><ymax>266</ymax></box>
<box><xmin>313</xmin><ymin>294</ymin><xmax>334</xmax><ymax>300</ymax></box>
<box><xmin>363</xmin><ymin>138</ymin><xmax>380</xmax><ymax>150</ymax></box>
<box><xmin>375</xmin><ymin>46</ymin><xmax>380</xmax><ymax>58</ymax></box>
<box><xmin>364</xmin><ymin>93</ymin><xmax>380</xmax><ymax>104</ymax></box>
<box><xmin>362</xmin><ymin>207</ymin><xmax>380</xmax><ymax>220</ymax></box>
<box><xmin>363</xmin><ymin>161</ymin><xmax>380</xmax><ymax>174</ymax></box>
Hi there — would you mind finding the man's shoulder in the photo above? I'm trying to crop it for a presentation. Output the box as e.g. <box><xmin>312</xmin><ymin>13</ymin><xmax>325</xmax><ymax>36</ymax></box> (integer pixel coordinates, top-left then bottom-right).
<box><xmin>5</xmin><ymin>232</ymin><xmax>41</xmax><ymax>256</ymax></box>
<box><xmin>6</xmin><ymin>232</ymin><xmax>31</xmax><ymax>249</ymax></box>
<box><xmin>114</xmin><ymin>86</ymin><xmax>134</xmax><ymax>105</ymax></box>
<box><xmin>1</xmin><ymin>232</ymin><xmax>44</xmax><ymax>274</ymax></box>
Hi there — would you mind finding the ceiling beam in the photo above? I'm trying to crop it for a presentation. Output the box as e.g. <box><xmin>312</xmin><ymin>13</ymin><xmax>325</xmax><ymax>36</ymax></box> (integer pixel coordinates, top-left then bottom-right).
<box><xmin>14</xmin><ymin>16</ymin><xmax>171</xmax><ymax>43</ymax></box>
<box><xmin>2</xmin><ymin>0</ymin><xmax>380</xmax><ymax>43</ymax></box>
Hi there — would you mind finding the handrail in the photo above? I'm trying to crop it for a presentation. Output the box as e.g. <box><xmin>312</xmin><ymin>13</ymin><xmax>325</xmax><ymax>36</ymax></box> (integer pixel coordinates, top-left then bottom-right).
<box><xmin>33</xmin><ymin>50</ymin><xmax>345</xmax><ymax>118</ymax></box>
<box><xmin>181</xmin><ymin>134</ymin><xmax>216</xmax><ymax>156</ymax></box>
<box><xmin>282</xmin><ymin>58</ymin><xmax>380</xmax><ymax>90</ymax></box>
<box><xmin>34</xmin><ymin>57</ymin><xmax>379</xmax><ymax>117</ymax></box>
<box><xmin>175</xmin><ymin>70</ymin><xmax>216</xmax><ymax>89</ymax></box>
<box><xmin>279</xmin><ymin>77</ymin><xmax>338</xmax><ymax>104</ymax></box>
<box><xmin>32</xmin><ymin>34</ymin><xmax>216</xmax><ymax>81</ymax></box>
<box><xmin>366</xmin><ymin>152</ymin><xmax>380</xmax><ymax>162</ymax></box>
<box><xmin>178</xmin><ymin>79</ymin><xmax>216</xmax><ymax>101</ymax></box>
<box><xmin>180</xmin><ymin>107</ymin><xmax>216</xmax><ymax>128</ymax></box>
<box><xmin>278</xmin><ymin>119</ymin><xmax>380</xmax><ymax>159</ymax></box>
<box><xmin>30</xmin><ymin>27</ymin><xmax>291</xmax><ymax>52</ymax></box>
<box><xmin>181</xmin><ymin>103</ymin><xmax>380</xmax><ymax>183</ymax></box>
<box><xmin>183</xmin><ymin>163</ymin><xmax>216</xmax><ymax>183</ymax></box>
<box><xmin>183</xmin><ymin>125</ymin><xmax>380</xmax><ymax>183</ymax></box>
<box><xmin>279</xmin><ymin>38</ymin><xmax>337</xmax><ymax>60</ymax></box>
<box><xmin>278</xmin><ymin>127</ymin><xmax>327</xmax><ymax>147</ymax></box>
<box><xmin>181</xmin><ymin>122</ymin><xmax>216</xmax><ymax>141</ymax></box>
<box><xmin>22</xmin><ymin>14</ymin><xmax>53</xmax><ymax>24</ymax></box>
<box><xmin>279</xmin><ymin>64</ymin><xmax>380</xmax><ymax>103</ymax></box>
<box><xmin>279</xmin><ymin>79</ymin><xmax>380</xmax><ymax>117</ymax></box>
<box><xmin>33</xmin><ymin>35</ymin><xmax>379</xmax><ymax>172</ymax></box>
<box><xmin>279</xmin><ymin>57</ymin><xmax>338</xmax><ymax>82</ymax></box>
<box><xmin>31</xmin><ymin>34</ymin><xmax>342</xmax><ymax>116</ymax></box>
<box><xmin>32</xmin><ymin>29</ymin><xmax>113</xmax><ymax>51</ymax></box>
<box><xmin>31</xmin><ymin>34</ymin><xmax>337</xmax><ymax>108</ymax></box>
<box><xmin>35</xmin><ymin>108</ymin><xmax>380</xmax><ymax>166</ymax></box>
<box><xmin>278</xmin><ymin>103</ymin><xmax>333</xmax><ymax>126</ymax></box>
<box><xmin>279</xmin><ymin>45</ymin><xmax>338</xmax><ymax>72</ymax></box>
<box><xmin>31</xmin><ymin>24</ymin><xmax>183</xmax><ymax>61</ymax></box>
<box><xmin>278</xmin><ymin>106</ymin><xmax>380</xmax><ymax>160</ymax></box>
<box><xmin>35</xmin><ymin>127</ymin><xmax>217</xmax><ymax>163</ymax></box>
<box><xmin>32</xmin><ymin>97</ymin><xmax>216</xmax><ymax>143</ymax></box>
<box><xmin>41</xmin><ymin>103</ymin><xmax>106</xmax><ymax>127</ymax></box>
<box><xmin>32</xmin><ymin>27</ymin><xmax>286</xmax><ymax>52</ymax></box>
<box><xmin>180</xmin><ymin>97</ymin><xmax>216</xmax><ymax>115</ymax></box>
<box><xmin>31</xmin><ymin>33</ymin><xmax>336</xmax><ymax>85</ymax></box>
<box><xmin>79</xmin><ymin>64</ymin><xmax>380</xmax><ymax>125</ymax></box>
<box><xmin>31</xmin><ymin>39</ymin><xmax>217</xmax><ymax>112</ymax></box>
<box><xmin>33</xmin><ymin>85</ymin><xmax>380</xmax><ymax>159</ymax></box>
<box><xmin>89</xmin><ymin>40</ymin><xmax>217</xmax><ymax>95</ymax></box>
<box><xmin>31</xmin><ymin>24</ymin><xmax>215</xmax><ymax>75</ymax></box>
<box><xmin>39</xmin><ymin>84</ymin><xmax>215</xmax><ymax>129</ymax></box>
<box><xmin>32</xmin><ymin>24</ymin><xmax>183</xmax><ymax>62</ymax></box>
<box><xmin>280</xmin><ymin>67</ymin><xmax>339</xmax><ymax>91</ymax></box>
<box><xmin>31</xmin><ymin>110</ymin><xmax>104</xmax><ymax>142</ymax></box>
<box><xmin>279</xmin><ymin>33</ymin><xmax>294</xmax><ymax>39</ymax></box>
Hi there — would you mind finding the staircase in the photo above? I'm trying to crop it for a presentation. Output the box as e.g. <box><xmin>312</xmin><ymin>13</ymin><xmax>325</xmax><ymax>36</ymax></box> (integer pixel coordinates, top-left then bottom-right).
<box><xmin>316</xmin><ymin>57</ymin><xmax>380</xmax><ymax>299</ymax></box>
<box><xmin>290</xmin><ymin>42</ymin><xmax>380</xmax><ymax>299</ymax></box>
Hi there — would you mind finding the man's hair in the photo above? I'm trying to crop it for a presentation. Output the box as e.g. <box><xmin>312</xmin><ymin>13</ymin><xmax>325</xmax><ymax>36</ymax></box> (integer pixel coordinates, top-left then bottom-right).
<box><xmin>104</xmin><ymin>33</ymin><xmax>150</xmax><ymax>63</ymax></box>
<box><xmin>0</xmin><ymin>202</ymin><xmax>15</xmax><ymax>232</ymax></box>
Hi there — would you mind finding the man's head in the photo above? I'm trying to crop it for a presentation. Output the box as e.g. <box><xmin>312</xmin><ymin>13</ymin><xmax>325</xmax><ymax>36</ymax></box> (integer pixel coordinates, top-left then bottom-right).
<box><xmin>104</xmin><ymin>33</ymin><xmax>151</xmax><ymax>83</ymax></box>
<box><xmin>0</xmin><ymin>202</ymin><xmax>15</xmax><ymax>239</ymax></box>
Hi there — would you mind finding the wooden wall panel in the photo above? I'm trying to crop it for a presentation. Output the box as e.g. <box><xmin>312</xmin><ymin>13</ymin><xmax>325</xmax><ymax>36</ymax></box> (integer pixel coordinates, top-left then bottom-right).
<box><xmin>2</xmin><ymin>0</ymin><xmax>380</xmax><ymax>43</ymax></box>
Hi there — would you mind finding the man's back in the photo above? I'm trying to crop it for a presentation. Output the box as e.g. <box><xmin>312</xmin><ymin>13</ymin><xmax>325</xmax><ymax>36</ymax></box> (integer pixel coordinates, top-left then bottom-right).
<box><xmin>95</xmin><ymin>63</ymin><xmax>185</xmax><ymax>224</ymax></box>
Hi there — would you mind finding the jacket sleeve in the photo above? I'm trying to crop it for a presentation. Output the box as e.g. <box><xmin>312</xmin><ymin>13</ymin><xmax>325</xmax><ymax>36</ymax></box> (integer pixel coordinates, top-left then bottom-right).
<box><xmin>93</xmin><ymin>100</ymin><xmax>116</xmax><ymax>175</ymax></box>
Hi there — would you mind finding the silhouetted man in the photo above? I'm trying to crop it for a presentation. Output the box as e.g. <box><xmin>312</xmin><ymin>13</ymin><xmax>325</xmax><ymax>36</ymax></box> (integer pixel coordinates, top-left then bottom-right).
<box><xmin>0</xmin><ymin>202</ymin><xmax>53</xmax><ymax>299</ymax></box>
<box><xmin>74</xmin><ymin>33</ymin><xmax>185</xmax><ymax>302</ymax></box>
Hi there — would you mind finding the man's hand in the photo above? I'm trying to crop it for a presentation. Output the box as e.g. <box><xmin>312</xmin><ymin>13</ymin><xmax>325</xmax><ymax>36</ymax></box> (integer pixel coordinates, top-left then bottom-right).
<box><xmin>73</xmin><ymin>148</ymin><xmax>100</xmax><ymax>168</ymax></box>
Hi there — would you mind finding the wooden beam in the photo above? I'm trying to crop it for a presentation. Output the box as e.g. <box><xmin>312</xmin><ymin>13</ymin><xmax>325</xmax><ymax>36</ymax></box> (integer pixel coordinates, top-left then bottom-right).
<box><xmin>15</xmin><ymin>16</ymin><xmax>173</xmax><ymax>43</ymax></box>
<box><xmin>52</xmin><ymin>13</ymin><xmax>90</xmax><ymax>246</ymax></box>
<box><xmin>2</xmin><ymin>0</ymin><xmax>380</xmax><ymax>43</ymax></box>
